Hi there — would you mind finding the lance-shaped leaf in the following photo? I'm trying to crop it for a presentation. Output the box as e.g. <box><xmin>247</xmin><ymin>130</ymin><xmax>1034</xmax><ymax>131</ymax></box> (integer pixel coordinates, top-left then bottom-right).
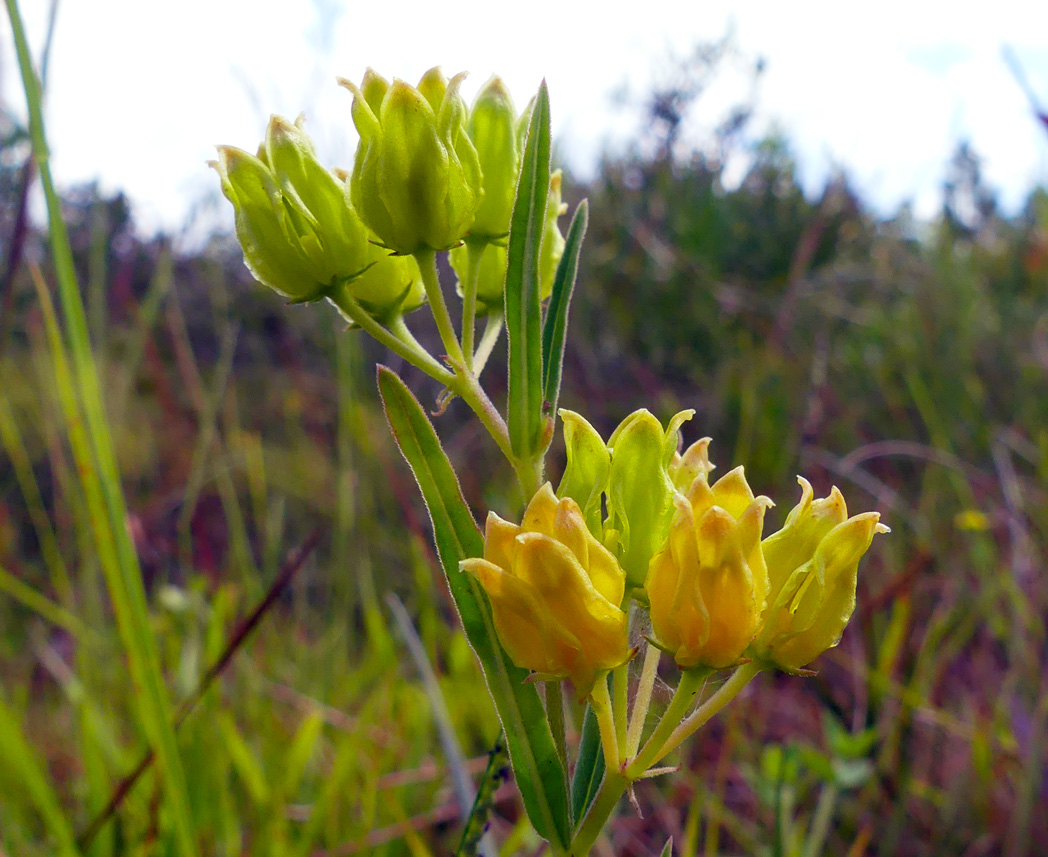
<box><xmin>542</xmin><ymin>200</ymin><xmax>588</xmax><ymax>419</ymax></box>
<box><xmin>505</xmin><ymin>82</ymin><xmax>551</xmax><ymax>458</ymax></box>
<box><xmin>378</xmin><ymin>367</ymin><xmax>571</xmax><ymax>848</ymax></box>
<box><xmin>570</xmin><ymin>702</ymin><xmax>606</xmax><ymax>825</ymax></box>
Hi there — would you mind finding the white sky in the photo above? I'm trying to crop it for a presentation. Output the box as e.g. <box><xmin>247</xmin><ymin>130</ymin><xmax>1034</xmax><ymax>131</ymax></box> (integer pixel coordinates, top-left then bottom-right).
<box><xmin>3</xmin><ymin>0</ymin><xmax>1048</xmax><ymax>236</ymax></box>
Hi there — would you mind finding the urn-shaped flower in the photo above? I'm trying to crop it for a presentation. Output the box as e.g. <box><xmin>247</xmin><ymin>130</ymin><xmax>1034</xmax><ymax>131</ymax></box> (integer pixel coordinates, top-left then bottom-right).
<box><xmin>754</xmin><ymin>478</ymin><xmax>888</xmax><ymax>671</ymax></box>
<box><xmin>461</xmin><ymin>484</ymin><xmax>629</xmax><ymax>697</ymax></box>
<box><xmin>212</xmin><ymin>115</ymin><xmax>371</xmax><ymax>302</ymax></box>
<box><xmin>341</xmin><ymin>67</ymin><xmax>482</xmax><ymax>254</ymax></box>
<box><xmin>647</xmin><ymin>443</ymin><xmax>773</xmax><ymax>670</ymax></box>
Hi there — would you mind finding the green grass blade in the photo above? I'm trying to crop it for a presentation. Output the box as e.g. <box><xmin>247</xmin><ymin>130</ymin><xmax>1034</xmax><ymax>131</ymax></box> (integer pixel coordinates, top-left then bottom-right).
<box><xmin>570</xmin><ymin>701</ymin><xmax>606</xmax><ymax>826</ymax></box>
<box><xmin>0</xmin><ymin>695</ymin><xmax>79</xmax><ymax>856</ymax></box>
<box><xmin>505</xmin><ymin>82</ymin><xmax>551</xmax><ymax>459</ymax></box>
<box><xmin>0</xmin><ymin>562</ymin><xmax>87</xmax><ymax>637</ymax></box>
<box><xmin>377</xmin><ymin>366</ymin><xmax>571</xmax><ymax>849</ymax></box>
<box><xmin>540</xmin><ymin>200</ymin><xmax>588</xmax><ymax>418</ymax></box>
<box><xmin>6</xmin><ymin>4</ymin><xmax>198</xmax><ymax>851</ymax></box>
<box><xmin>0</xmin><ymin>392</ymin><xmax>72</xmax><ymax>600</ymax></box>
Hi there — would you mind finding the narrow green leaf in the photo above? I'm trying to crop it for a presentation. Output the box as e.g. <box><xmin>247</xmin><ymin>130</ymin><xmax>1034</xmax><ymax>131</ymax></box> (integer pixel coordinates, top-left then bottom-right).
<box><xmin>9</xmin><ymin>1</ymin><xmax>197</xmax><ymax>850</ymax></box>
<box><xmin>505</xmin><ymin>82</ymin><xmax>551</xmax><ymax>458</ymax></box>
<box><xmin>570</xmin><ymin>701</ymin><xmax>606</xmax><ymax>825</ymax></box>
<box><xmin>660</xmin><ymin>837</ymin><xmax>675</xmax><ymax>857</ymax></box>
<box><xmin>377</xmin><ymin>367</ymin><xmax>571</xmax><ymax>848</ymax></box>
<box><xmin>217</xmin><ymin>712</ymin><xmax>270</xmax><ymax>805</ymax></box>
<box><xmin>281</xmin><ymin>711</ymin><xmax>324</xmax><ymax>796</ymax></box>
<box><xmin>541</xmin><ymin>200</ymin><xmax>588</xmax><ymax>417</ymax></box>
<box><xmin>0</xmin><ymin>696</ymin><xmax>79</xmax><ymax>857</ymax></box>
<box><xmin>0</xmin><ymin>562</ymin><xmax>87</xmax><ymax>638</ymax></box>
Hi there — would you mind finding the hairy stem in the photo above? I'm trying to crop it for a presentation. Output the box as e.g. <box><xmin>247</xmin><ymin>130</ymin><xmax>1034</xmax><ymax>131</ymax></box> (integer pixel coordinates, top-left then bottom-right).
<box><xmin>460</xmin><ymin>241</ymin><xmax>484</xmax><ymax>370</ymax></box>
<box><xmin>588</xmin><ymin>675</ymin><xmax>620</xmax><ymax>773</ymax></box>
<box><xmin>625</xmin><ymin>642</ymin><xmax>662</xmax><ymax>760</ymax></box>
<box><xmin>414</xmin><ymin>249</ymin><xmax>465</xmax><ymax>367</ymax></box>
<box><xmin>649</xmin><ymin>662</ymin><xmax>761</xmax><ymax>766</ymax></box>
<box><xmin>626</xmin><ymin>667</ymin><xmax>708</xmax><ymax>779</ymax></box>
<box><xmin>328</xmin><ymin>288</ymin><xmax>454</xmax><ymax>385</ymax></box>
<box><xmin>473</xmin><ymin>310</ymin><xmax>504</xmax><ymax>377</ymax></box>
<box><xmin>569</xmin><ymin>773</ymin><xmax>627</xmax><ymax>856</ymax></box>
<box><xmin>612</xmin><ymin>661</ymin><xmax>629</xmax><ymax>771</ymax></box>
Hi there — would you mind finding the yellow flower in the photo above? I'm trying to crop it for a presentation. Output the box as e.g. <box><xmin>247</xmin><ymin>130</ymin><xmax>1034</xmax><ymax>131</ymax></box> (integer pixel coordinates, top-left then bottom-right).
<box><xmin>754</xmin><ymin>478</ymin><xmax>889</xmax><ymax>671</ymax></box>
<box><xmin>461</xmin><ymin>484</ymin><xmax>629</xmax><ymax>697</ymax></box>
<box><xmin>646</xmin><ymin>441</ymin><xmax>773</xmax><ymax>670</ymax></box>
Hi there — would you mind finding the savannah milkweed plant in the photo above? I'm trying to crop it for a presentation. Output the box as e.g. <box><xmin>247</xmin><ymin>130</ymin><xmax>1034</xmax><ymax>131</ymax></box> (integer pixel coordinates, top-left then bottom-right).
<box><xmin>214</xmin><ymin>67</ymin><xmax>888</xmax><ymax>856</ymax></box>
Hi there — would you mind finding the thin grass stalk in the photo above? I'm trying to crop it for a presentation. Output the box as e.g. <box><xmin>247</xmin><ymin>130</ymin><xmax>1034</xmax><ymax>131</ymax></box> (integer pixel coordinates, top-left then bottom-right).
<box><xmin>7</xmin><ymin>5</ymin><xmax>199</xmax><ymax>850</ymax></box>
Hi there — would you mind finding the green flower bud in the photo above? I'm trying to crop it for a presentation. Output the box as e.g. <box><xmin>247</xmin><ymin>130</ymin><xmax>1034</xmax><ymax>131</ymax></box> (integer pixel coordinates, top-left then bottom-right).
<box><xmin>329</xmin><ymin>242</ymin><xmax>425</xmax><ymax>323</ymax></box>
<box><xmin>556</xmin><ymin>409</ymin><xmax>612</xmax><ymax>537</ymax></box>
<box><xmin>340</xmin><ymin>67</ymin><xmax>483</xmax><ymax>254</ymax></box>
<box><xmin>606</xmin><ymin>408</ymin><xmax>695</xmax><ymax>589</ymax></box>
<box><xmin>449</xmin><ymin>241</ymin><xmax>507</xmax><ymax>312</ymax></box>
<box><xmin>448</xmin><ymin>170</ymin><xmax>566</xmax><ymax>313</ymax></box>
<box><xmin>211</xmin><ymin>115</ymin><xmax>371</xmax><ymax>302</ymax></box>
<box><xmin>467</xmin><ymin>75</ymin><xmax>520</xmax><ymax>240</ymax></box>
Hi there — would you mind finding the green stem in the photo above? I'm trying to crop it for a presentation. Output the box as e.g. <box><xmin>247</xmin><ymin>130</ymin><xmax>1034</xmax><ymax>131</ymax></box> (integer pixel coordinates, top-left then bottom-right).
<box><xmin>612</xmin><ymin>662</ymin><xmax>629</xmax><ymax>770</ymax></box>
<box><xmin>802</xmin><ymin>784</ymin><xmax>839</xmax><ymax>857</ymax></box>
<box><xmin>414</xmin><ymin>249</ymin><xmax>465</xmax><ymax>367</ymax></box>
<box><xmin>473</xmin><ymin>310</ymin><xmax>504</xmax><ymax>377</ymax></box>
<box><xmin>388</xmin><ymin>315</ymin><xmax>450</xmax><ymax>378</ymax></box>
<box><xmin>327</xmin><ymin>288</ymin><xmax>454</xmax><ymax>386</ymax></box>
<box><xmin>569</xmin><ymin>772</ymin><xmax>628</xmax><ymax>856</ymax></box>
<box><xmin>625</xmin><ymin>642</ymin><xmax>662</xmax><ymax>759</ymax></box>
<box><xmin>451</xmin><ymin>369</ymin><xmax>522</xmax><ymax>478</ymax></box>
<box><xmin>588</xmin><ymin>675</ymin><xmax>620</xmax><ymax>773</ymax></box>
<box><xmin>402</xmin><ymin>253</ymin><xmax>546</xmax><ymax>496</ymax></box>
<box><xmin>650</xmin><ymin>662</ymin><xmax>761</xmax><ymax>766</ymax></box>
<box><xmin>461</xmin><ymin>242</ymin><xmax>484</xmax><ymax>370</ymax></box>
<box><xmin>626</xmin><ymin>667</ymin><xmax>708</xmax><ymax>779</ymax></box>
<box><xmin>546</xmin><ymin>681</ymin><xmax>567</xmax><ymax>773</ymax></box>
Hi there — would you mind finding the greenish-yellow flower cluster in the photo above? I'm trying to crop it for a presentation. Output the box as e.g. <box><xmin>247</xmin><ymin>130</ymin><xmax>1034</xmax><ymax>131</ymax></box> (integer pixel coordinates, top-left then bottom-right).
<box><xmin>213</xmin><ymin>68</ymin><xmax>565</xmax><ymax>322</ymax></box>
<box><xmin>466</xmin><ymin>408</ymin><xmax>888</xmax><ymax>698</ymax></box>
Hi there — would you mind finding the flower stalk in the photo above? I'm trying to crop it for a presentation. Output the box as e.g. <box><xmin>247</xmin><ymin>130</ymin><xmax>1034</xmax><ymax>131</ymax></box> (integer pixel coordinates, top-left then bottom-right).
<box><xmin>652</xmin><ymin>661</ymin><xmax>762</xmax><ymax>765</ymax></box>
<box><xmin>625</xmin><ymin>641</ymin><xmax>662</xmax><ymax>759</ymax></box>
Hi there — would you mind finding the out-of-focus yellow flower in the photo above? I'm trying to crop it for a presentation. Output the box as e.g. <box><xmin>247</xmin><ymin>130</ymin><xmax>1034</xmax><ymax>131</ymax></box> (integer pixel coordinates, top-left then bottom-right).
<box><xmin>647</xmin><ymin>442</ymin><xmax>773</xmax><ymax>669</ymax></box>
<box><xmin>754</xmin><ymin>477</ymin><xmax>889</xmax><ymax>671</ymax></box>
<box><xmin>461</xmin><ymin>484</ymin><xmax>629</xmax><ymax>697</ymax></box>
<box><xmin>954</xmin><ymin>509</ymin><xmax>990</xmax><ymax>532</ymax></box>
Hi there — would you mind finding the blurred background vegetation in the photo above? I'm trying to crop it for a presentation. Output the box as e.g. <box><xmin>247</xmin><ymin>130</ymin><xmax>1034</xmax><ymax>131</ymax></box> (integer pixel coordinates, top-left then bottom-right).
<box><xmin>2</xmin><ymin>37</ymin><xmax>1048</xmax><ymax>857</ymax></box>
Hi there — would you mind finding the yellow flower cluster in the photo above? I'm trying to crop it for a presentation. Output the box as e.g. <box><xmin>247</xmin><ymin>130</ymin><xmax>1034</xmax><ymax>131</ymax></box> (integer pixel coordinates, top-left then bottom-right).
<box><xmin>466</xmin><ymin>410</ymin><xmax>888</xmax><ymax>697</ymax></box>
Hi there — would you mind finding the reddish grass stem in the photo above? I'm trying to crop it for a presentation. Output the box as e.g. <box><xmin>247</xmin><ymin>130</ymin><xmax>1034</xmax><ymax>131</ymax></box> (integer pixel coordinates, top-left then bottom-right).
<box><xmin>75</xmin><ymin>526</ymin><xmax>324</xmax><ymax>850</ymax></box>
